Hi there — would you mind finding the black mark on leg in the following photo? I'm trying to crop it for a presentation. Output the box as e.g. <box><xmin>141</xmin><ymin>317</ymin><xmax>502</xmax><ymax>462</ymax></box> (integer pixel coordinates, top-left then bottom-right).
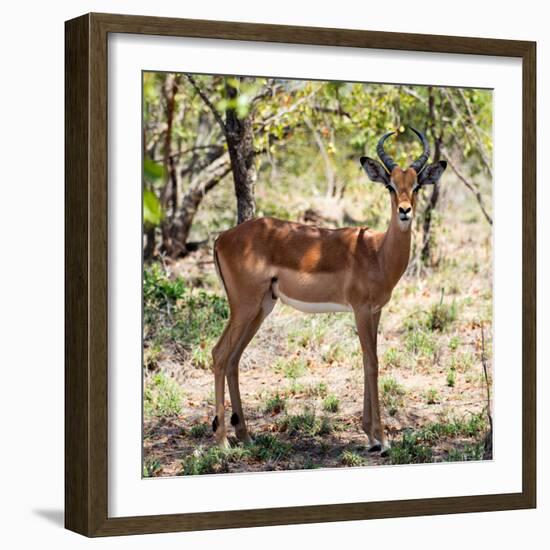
<box><xmin>212</xmin><ymin>415</ymin><xmax>219</xmax><ymax>433</ymax></box>
<box><xmin>230</xmin><ymin>412</ymin><xmax>240</xmax><ymax>426</ymax></box>
<box><xmin>271</xmin><ymin>277</ymin><xmax>278</xmax><ymax>300</ymax></box>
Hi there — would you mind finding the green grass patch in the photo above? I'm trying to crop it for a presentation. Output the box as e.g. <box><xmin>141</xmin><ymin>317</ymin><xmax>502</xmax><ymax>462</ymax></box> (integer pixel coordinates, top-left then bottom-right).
<box><xmin>446</xmin><ymin>442</ymin><xmax>484</xmax><ymax>462</ymax></box>
<box><xmin>418</xmin><ymin>413</ymin><xmax>487</xmax><ymax>442</ymax></box>
<box><xmin>321</xmin><ymin>343</ymin><xmax>346</xmax><ymax>364</ymax></box>
<box><xmin>279</xmin><ymin>407</ymin><xmax>332</xmax><ymax>437</ymax></box>
<box><xmin>425</xmin><ymin>388</ymin><xmax>440</xmax><ymax>405</ymax></box>
<box><xmin>180</xmin><ymin>435</ymin><xmax>293</xmax><ymax>475</ymax></box>
<box><xmin>404</xmin><ymin>329</ymin><xmax>436</xmax><ymax>358</ymax></box>
<box><xmin>264</xmin><ymin>393</ymin><xmax>286</xmax><ymax>414</ymax></box>
<box><xmin>181</xmin><ymin>446</ymin><xmax>251</xmax><ymax>475</ymax></box>
<box><xmin>322</xmin><ymin>394</ymin><xmax>339</xmax><ymax>413</ymax></box>
<box><xmin>448</xmin><ymin>336</ymin><xmax>461</xmax><ymax>351</ymax></box>
<box><xmin>446</xmin><ymin>367</ymin><xmax>457</xmax><ymax>387</ymax></box>
<box><xmin>143</xmin><ymin>458</ymin><xmax>162</xmax><ymax>477</ymax></box>
<box><xmin>250</xmin><ymin>433</ymin><xmax>292</xmax><ymax>461</ymax></box>
<box><xmin>143</xmin><ymin>263</ymin><xmax>186</xmax><ymax>306</ymax></box>
<box><xmin>383</xmin><ymin>347</ymin><xmax>405</xmax><ymax>368</ymax></box>
<box><xmin>388</xmin><ymin>413</ymin><xmax>488</xmax><ymax>465</ymax></box>
<box><xmin>389</xmin><ymin>430</ymin><xmax>433</xmax><ymax>465</ymax></box>
<box><xmin>380</xmin><ymin>376</ymin><xmax>406</xmax><ymax>416</ymax></box>
<box><xmin>340</xmin><ymin>450</ymin><xmax>365</xmax><ymax>467</ymax></box>
<box><xmin>426</xmin><ymin>299</ymin><xmax>458</xmax><ymax>332</ymax></box>
<box><xmin>143</xmin><ymin>263</ymin><xmax>229</xmax><ymax>360</ymax></box>
<box><xmin>189</xmin><ymin>423</ymin><xmax>209</xmax><ymax>439</ymax></box>
<box><xmin>305</xmin><ymin>382</ymin><xmax>328</xmax><ymax>398</ymax></box>
<box><xmin>144</xmin><ymin>372</ymin><xmax>183</xmax><ymax>417</ymax></box>
<box><xmin>275</xmin><ymin>357</ymin><xmax>308</xmax><ymax>380</ymax></box>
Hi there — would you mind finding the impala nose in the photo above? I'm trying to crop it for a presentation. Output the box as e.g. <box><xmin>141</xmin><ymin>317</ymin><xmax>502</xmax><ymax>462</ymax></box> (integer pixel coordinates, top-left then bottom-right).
<box><xmin>398</xmin><ymin>205</ymin><xmax>412</xmax><ymax>220</ymax></box>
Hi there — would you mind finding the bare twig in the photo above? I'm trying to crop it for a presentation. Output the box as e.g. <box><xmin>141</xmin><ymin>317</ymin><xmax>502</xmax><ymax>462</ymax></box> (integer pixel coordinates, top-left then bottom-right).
<box><xmin>402</xmin><ymin>86</ymin><xmax>428</xmax><ymax>104</ymax></box>
<box><xmin>480</xmin><ymin>324</ymin><xmax>493</xmax><ymax>460</ymax></box>
<box><xmin>258</xmin><ymin>86</ymin><xmax>321</xmax><ymax>129</ymax></box>
<box><xmin>185</xmin><ymin>73</ymin><xmax>227</xmax><ymax>135</ymax></box>
<box><xmin>303</xmin><ymin>116</ymin><xmax>337</xmax><ymax>197</ymax></box>
<box><xmin>153</xmin><ymin>144</ymin><xmax>223</xmax><ymax>163</ymax></box>
<box><xmin>440</xmin><ymin>146</ymin><xmax>493</xmax><ymax>225</ymax></box>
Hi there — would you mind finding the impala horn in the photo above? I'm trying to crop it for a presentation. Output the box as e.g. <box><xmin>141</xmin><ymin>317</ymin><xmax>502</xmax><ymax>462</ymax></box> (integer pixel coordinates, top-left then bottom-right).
<box><xmin>409</xmin><ymin>127</ymin><xmax>430</xmax><ymax>174</ymax></box>
<box><xmin>376</xmin><ymin>131</ymin><xmax>397</xmax><ymax>173</ymax></box>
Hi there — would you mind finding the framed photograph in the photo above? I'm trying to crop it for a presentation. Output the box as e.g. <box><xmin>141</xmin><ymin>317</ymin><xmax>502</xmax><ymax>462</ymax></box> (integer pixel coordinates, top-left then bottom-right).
<box><xmin>65</xmin><ymin>13</ymin><xmax>536</xmax><ymax>537</ymax></box>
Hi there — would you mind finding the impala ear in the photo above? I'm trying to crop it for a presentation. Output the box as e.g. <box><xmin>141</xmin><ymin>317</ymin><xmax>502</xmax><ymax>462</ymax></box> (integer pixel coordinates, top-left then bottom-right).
<box><xmin>417</xmin><ymin>160</ymin><xmax>447</xmax><ymax>186</ymax></box>
<box><xmin>360</xmin><ymin>156</ymin><xmax>390</xmax><ymax>185</ymax></box>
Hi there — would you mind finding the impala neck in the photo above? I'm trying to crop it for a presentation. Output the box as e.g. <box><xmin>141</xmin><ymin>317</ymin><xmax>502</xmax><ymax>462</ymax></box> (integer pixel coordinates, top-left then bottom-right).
<box><xmin>379</xmin><ymin>199</ymin><xmax>412</xmax><ymax>287</ymax></box>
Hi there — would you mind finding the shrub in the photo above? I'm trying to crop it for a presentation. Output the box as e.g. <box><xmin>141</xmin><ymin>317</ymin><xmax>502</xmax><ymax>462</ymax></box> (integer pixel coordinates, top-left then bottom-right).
<box><xmin>340</xmin><ymin>450</ymin><xmax>365</xmax><ymax>467</ymax></box>
<box><xmin>425</xmin><ymin>388</ymin><xmax>440</xmax><ymax>405</ymax></box>
<box><xmin>275</xmin><ymin>357</ymin><xmax>308</xmax><ymax>380</ymax></box>
<box><xmin>446</xmin><ymin>367</ymin><xmax>456</xmax><ymax>387</ymax></box>
<box><xmin>190</xmin><ymin>423</ymin><xmax>209</xmax><ymax>439</ymax></box>
<box><xmin>389</xmin><ymin>430</ymin><xmax>433</xmax><ymax>465</ymax></box>
<box><xmin>264</xmin><ymin>393</ymin><xmax>286</xmax><ymax>414</ymax></box>
<box><xmin>279</xmin><ymin>407</ymin><xmax>332</xmax><ymax>437</ymax></box>
<box><xmin>322</xmin><ymin>394</ymin><xmax>339</xmax><ymax>413</ymax></box>
<box><xmin>380</xmin><ymin>376</ymin><xmax>406</xmax><ymax>416</ymax></box>
<box><xmin>250</xmin><ymin>434</ymin><xmax>292</xmax><ymax>461</ymax></box>
<box><xmin>143</xmin><ymin>458</ymin><xmax>162</xmax><ymax>477</ymax></box>
<box><xmin>181</xmin><ymin>446</ymin><xmax>250</xmax><ymax>475</ymax></box>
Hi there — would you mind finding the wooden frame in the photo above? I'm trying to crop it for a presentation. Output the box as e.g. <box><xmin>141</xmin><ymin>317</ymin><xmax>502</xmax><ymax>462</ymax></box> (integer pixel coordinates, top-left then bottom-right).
<box><xmin>65</xmin><ymin>12</ymin><xmax>536</xmax><ymax>537</ymax></box>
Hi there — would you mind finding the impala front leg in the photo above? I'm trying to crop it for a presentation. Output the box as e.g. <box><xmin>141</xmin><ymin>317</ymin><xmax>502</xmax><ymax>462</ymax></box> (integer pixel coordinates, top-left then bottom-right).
<box><xmin>354</xmin><ymin>307</ymin><xmax>389</xmax><ymax>454</ymax></box>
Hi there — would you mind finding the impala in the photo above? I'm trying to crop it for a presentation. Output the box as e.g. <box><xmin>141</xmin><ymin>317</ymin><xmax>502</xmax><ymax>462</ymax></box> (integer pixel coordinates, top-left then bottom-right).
<box><xmin>211</xmin><ymin>127</ymin><xmax>447</xmax><ymax>453</ymax></box>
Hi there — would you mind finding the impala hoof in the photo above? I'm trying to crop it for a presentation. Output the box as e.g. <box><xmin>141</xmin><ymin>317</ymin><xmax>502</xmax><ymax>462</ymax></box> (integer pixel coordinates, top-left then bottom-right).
<box><xmin>368</xmin><ymin>443</ymin><xmax>382</xmax><ymax>453</ymax></box>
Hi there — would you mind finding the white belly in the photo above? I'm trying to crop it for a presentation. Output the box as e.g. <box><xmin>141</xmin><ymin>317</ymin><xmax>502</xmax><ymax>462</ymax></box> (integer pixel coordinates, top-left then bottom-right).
<box><xmin>277</xmin><ymin>289</ymin><xmax>352</xmax><ymax>314</ymax></box>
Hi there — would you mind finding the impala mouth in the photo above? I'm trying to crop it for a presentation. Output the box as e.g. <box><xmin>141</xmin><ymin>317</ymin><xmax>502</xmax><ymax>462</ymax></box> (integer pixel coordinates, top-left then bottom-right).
<box><xmin>397</xmin><ymin>214</ymin><xmax>412</xmax><ymax>231</ymax></box>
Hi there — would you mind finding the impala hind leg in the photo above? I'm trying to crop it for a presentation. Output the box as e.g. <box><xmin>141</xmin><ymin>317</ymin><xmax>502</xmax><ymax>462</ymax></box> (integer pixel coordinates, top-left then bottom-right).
<box><xmin>211</xmin><ymin>323</ymin><xmax>232</xmax><ymax>448</ymax></box>
<box><xmin>212</xmin><ymin>289</ymin><xmax>275</xmax><ymax>447</ymax></box>
<box><xmin>226</xmin><ymin>290</ymin><xmax>276</xmax><ymax>443</ymax></box>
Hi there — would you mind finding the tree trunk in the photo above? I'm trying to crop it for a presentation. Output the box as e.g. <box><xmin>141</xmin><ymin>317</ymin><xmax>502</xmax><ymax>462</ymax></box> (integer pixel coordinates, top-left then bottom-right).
<box><xmin>160</xmin><ymin>74</ymin><xmax>179</xmax><ymax>256</ymax></box>
<box><xmin>167</xmin><ymin>154</ymin><xmax>231</xmax><ymax>257</ymax></box>
<box><xmin>225</xmin><ymin>79</ymin><xmax>256</xmax><ymax>224</ymax></box>
<box><xmin>143</xmin><ymin>226</ymin><xmax>156</xmax><ymax>260</ymax></box>
<box><xmin>421</xmin><ymin>87</ymin><xmax>443</xmax><ymax>266</ymax></box>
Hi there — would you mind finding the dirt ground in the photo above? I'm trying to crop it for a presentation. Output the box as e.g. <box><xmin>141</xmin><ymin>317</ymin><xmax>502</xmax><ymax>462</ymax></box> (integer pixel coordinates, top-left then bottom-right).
<box><xmin>143</xmin><ymin>209</ymin><xmax>493</xmax><ymax>476</ymax></box>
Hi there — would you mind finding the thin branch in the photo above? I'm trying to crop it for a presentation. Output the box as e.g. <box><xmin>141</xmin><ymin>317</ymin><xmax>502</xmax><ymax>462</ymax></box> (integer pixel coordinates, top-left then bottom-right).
<box><xmin>185</xmin><ymin>73</ymin><xmax>227</xmax><ymax>135</ymax></box>
<box><xmin>442</xmin><ymin>88</ymin><xmax>493</xmax><ymax>179</ymax></box>
<box><xmin>480</xmin><ymin>325</ymin><xmax>492</xmax><ymax>424</ymax></box>
<box><xmin>258</xmin><ymin>86</ymin><xmax>321</xmax><ymax>129</ymax></box>
<box><xmin>153</xmin><ymin>144</ymin><xmax>223</xmax><ymax>163</ymax></box>
<box><xmin>480</xmin><ymin>324</ymin><xmax>493</xmax><ymax>459</ymax></box>
<box><xmin>303</xmin><ymin>116</ymin><xmax>336</xmax><ymax>197</ymax></box>
<box><xmin>402</xmin><ymin>86</ymin><xmax>428</xmax><ymax>104</ymax></box>
<box><xmin>440</xmin><ymin>146</ymin><xmax>493</xmax><ymax>225</ymax></box>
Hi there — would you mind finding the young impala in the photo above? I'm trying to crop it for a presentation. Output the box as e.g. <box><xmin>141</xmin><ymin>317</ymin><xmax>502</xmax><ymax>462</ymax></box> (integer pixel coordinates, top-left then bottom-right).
<box><xmin>211</xmin><ymin>127</ymin><xmax>447</xmax><ymax>453</ymax></box>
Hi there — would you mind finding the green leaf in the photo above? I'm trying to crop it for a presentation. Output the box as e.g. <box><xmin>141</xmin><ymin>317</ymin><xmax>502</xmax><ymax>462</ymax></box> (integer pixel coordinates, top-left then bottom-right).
<box><xmin>144</xmin><ymin>159</ymin><xmax>164</xmax><ymax>181</ymax></box>
<box><xmin>143</xmin><ymin>189</ymin><xmax>163</xmax><ymax>226</ymax></box>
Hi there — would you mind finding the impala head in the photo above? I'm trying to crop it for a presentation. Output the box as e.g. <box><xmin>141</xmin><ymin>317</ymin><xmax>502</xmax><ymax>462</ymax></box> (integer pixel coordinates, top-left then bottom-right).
<box><xmin>360</xmin><ymin>128</ymin><xmax>447</xmax><ymax>231</ymax></box>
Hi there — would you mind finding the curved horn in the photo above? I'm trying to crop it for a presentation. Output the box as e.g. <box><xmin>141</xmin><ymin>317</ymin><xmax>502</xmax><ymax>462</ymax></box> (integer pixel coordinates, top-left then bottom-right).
<box><xmin>409</xmin><ymin>127</ymin><xmax>430</xmax><ymax>174</ymax></box>
<box><xmin>376</xmin><ymin>131</ymin><xmax>397</xmax><ymax>173</ymax></box>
